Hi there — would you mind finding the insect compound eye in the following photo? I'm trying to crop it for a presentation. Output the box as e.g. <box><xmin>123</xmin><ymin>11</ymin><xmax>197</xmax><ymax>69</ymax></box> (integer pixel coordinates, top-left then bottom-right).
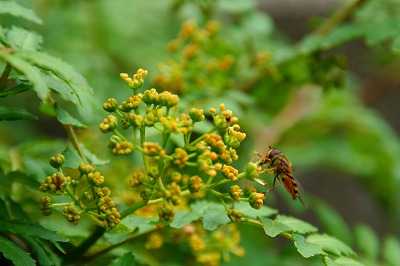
<box><xmin>268</xmin><ymin>149</ymin><xmax>281</xmax><ymax>159</ymax></box>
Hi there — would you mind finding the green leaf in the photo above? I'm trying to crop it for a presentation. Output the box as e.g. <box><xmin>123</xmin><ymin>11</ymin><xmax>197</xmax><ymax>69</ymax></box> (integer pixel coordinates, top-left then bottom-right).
<box><xmin>0</xmin><ymin>106</ymin><xmax>37</xmax><ymax>120</ymax></box>
<box><xmin>0</xmin><ymin>83</ymin><xmax>30</xmax><ymax>97</ymax></box>
<box><xmin>365</xmin><ymin>18</ymin><xmax>400</xmax><ymax>46</ymax></box>
<box><xmin>202</xmin><ymin>206</ymin><xmax>230</xmax><ymax>231</ymax></box>
<box><xmin>383</xmin><ymin>235</ymin><xmax>400</xmax><ymax>266</ymax></box>
<box><xmin>307</xmin><ymin>234</ymin><xmax>355</xmax><ymax>257</ymax></box>
<box><xmin>354</xmin><ymin>224</ymin><xmax>379</xmax><ymax>259</ymax></box>
<box><xmin>170</xmin><ymin>210</ymin><xmax>201</xmax><ymax>228</ymax></box>
<box><xmin>322</xmin><ymin>24</ymin><xmax>364</xmax><ymax>49</ymax></box>
<box><xmin>5</xmin><ymin>26</ymin><xmax>42</xmax><ymax>50</ymax></box>
<box><xmin>0</xmin><ymin>52</ymin><xmax>48</xmax><ymax>99</ymax></box>
<box><xmin>54</xmin><ymin>103</ymin><xmax>86</xmax><ymax>128</ymax></box>
<box><xmin>43</xmin><ymin>71</ymin><xmax>80</xmax><ymax>104</ymax></box>
<box><xmin>81</xmin><ymin>144</ymin><xmax>109</xmax><ymax>165</ymax></box>
<box><xmin>297</xmin><ymin>35</ymin><xmax>324</xmax><ymax>54</ymax></box>
<box><xmin>0</xmin><ymin>1</ymin><xmax>42</xmax><ymax>24</ymax></box>
<box><xmin>234</xmin><ymin>201</ymin><xmax>277</xmax><ymax>218</ymax></box>
<box><xmin>314</xmin><ymin>201</ymin><xmax>352</xmax><ymax>245</ymax></box>
<box><xmin>332</xmin><ymin>257</ymin><xmax>364</xmax><ymax>266</ymax></box>
<box><xmin>109</xmin><ymin>252</ymin><xmax>136</xmax><ymax>266</ymax></box>
<box><xmin>24</xmin><ymin>236</ymin><xmax>55</xmax><ymax>266</ymax></box>
<box><xmin>275</xmin><ymin>215</ymin><xmax>318</xmax><ymax>234</ymax></box>
<box><xmin>0</xmin><ymin>220</ymin><xmax>69</xmax><ymax>242</ymax></box>
<box><xmin>15</xmin><ymin>50</ymin><xmax>93</xmax><ymax>104</ymax></box>
<box><xmin>218</xmin><ymin>0</ymin><xmax>256</xmax><ymax>13</ymax></box>
<box><xmin>293</xmin><ymin>233</ymin><xmax>326</xmax><ymax>258</ymax></box>
<box><xmin>259</xmin><ymin>217</ymin><xmax>291</xmax><ymax>237</ymax></box>
<box><xmin>61</xmin><ymin>146</ymin><xmax>82</xmax><ymax>168</ymax></box>
<box><xmin>122</xmin><ymin>215</ymin><xmax>158</xmax><ymax>234</ymax></box>
<box><xmin>0</xmin><ymin>235</ymin><xmax>36</xmax><ymax>266</ymax></box>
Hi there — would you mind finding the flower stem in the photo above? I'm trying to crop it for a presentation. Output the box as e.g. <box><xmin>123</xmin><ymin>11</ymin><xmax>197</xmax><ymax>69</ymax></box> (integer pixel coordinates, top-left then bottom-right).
<box><xmin>63</xmin><ymin>225</ymin><xmax>106</xmax><ymax>264</ymax></box>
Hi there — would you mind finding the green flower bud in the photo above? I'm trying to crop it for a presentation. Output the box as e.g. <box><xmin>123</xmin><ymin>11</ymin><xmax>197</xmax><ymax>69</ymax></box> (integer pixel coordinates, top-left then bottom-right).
<box><xmin>189</xmin><ymin>108</ymin><xmax>205</xmax><ymax>122</ymax></box>
<box><xmin>249</xmin><ymin>192</ymin><xmax>266</xmax><ymax>210</ymax></box>
<box><xmin>49</xmin><ymin>154</ymin><xmax>65</xmax><ymax>169</ymax></box>
<box><xmin>243</xmin><ymin>185</ymin><xmax>257</xmax><ymax>198</ymax></box>
<box><xmin>100</xmin><ymin>115</ymin><xmax>118</xmax><ymax>133</ymax></box>
<box><xmin>103</xmin><ymin>98</ymin><xmax>118</xmax><ymax>112</ymax></box>
<box><xmin>39</xmin><ymin>196</ymin><xmax>53</xmax><ymax>216</ymax></box>
<box><xmin>227</xmin><ymin>209</ymin><xmax>243</xmax><ymax>222</ymax></box>
<box><xmin>188</xmin><ymin>175</ymin><xmax>203</xmax><ymax>195</ymax></box>
<box><xmin>78</xmin><ymin>162</ymin><xmax>93</xmax><ymax>175</ymax></box>
<box><xmin>63</xmin><ymin>202</ymin><xmax>80</xmax><ymax>224</ymax></box>
<box><xmin>159</xmin><ymin>205</ymin><xmax>175</xmax><ymax>223</ymax></box>
<box><xmin>244</xmin><ymin>162</ymin><xmax>260</xmax><ymax>181</ymax></box>
<box><xmin>229</xmin><ymin>185</ymin><xmax>242</xmax><ymax>201</ymax></box>
<box><xmin>87</xmin><ymin>171</ymin><xmax>105</xmax><ymax>187</ymax></box>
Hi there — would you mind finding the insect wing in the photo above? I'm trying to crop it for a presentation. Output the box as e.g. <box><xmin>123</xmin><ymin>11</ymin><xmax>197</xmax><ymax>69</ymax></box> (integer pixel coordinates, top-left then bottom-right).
<box><xmin>281</xmin><ymin>173</ymin><xmax>306</xmax><ymax>206</ymax></box>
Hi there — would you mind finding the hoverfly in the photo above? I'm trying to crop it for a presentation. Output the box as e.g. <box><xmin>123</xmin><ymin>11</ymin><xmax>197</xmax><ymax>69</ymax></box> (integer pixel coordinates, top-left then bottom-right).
<box><xmin>259</xmin><ymin>146</ymin><xmax>305</xmax><ymax>206</ymax></box>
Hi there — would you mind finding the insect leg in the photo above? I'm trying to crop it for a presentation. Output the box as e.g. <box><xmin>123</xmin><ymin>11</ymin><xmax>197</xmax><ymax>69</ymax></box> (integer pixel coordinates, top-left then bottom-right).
<box><xmin>267</xmin><ymin>175</ymin><xmax>282</xmax><ymax>193</ymax></box>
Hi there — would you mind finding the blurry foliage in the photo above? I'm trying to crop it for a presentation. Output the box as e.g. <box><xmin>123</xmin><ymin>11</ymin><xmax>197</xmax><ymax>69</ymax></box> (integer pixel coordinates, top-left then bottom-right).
<box><xmin>1</xmin><ymin>0</ymin><xmax>400</xmax><ymax>265</ymax></box>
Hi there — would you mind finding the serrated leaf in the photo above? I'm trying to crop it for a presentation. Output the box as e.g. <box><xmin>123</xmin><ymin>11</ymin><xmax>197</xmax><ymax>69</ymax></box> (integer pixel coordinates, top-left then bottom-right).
<box><xmin>54</xmin><ymin>103</ymin><xmax>86</xmax><ymax>128</ymax></box>
<box><xmin>81</xmin><ymin>145</ymin><xmax>109</xmax><ymax>166</ymax></box>
<box><xmin>275</xmin><ymin>215</ymin><xmax>318</xmax><ymax>234</ymax></box>
<box><xmin>0</xmin><ymin>52</ymin><xmax>47</xmax><ymax>99</ymax></box>
<box><xmin>43</xmin><ymin>72</ymin><xmax>79</xmax><ymax>104</ymax></box>
<box><xmin>6</xmin><ymin>26</ymin><xmax>42</xmax><ymax>50</ymax></box>
<box><xmin>14</xmin><ymin>50</ymin><xmax>93</xmax><ymax>104</ymax></box>
<box><xmin>61</xmin><ymin>146</ymin><xmax>82</xmax><ymax>168</ymax></box>
<box><xmin>307</xmin><ymin>234</ymin><xmax>355</xmax><ymax>257</ymax></box>
<box><xmin>234</xmin><ymin>201</ymin><xmax>277</xmax><ymax>218</ymax></box>
<box><xmin>0</xmin><ymin>83</ymin><xmax>30</xmax><ymax>97</ymax></box>
<box><xmin>190</xmin><ymin>200</ymin><xmax>223</xmax><ymax>214</ymax></box>
<box><xmin>0</xmin><ymin>220</ymin><xmax>69</xmax><ymax>242</ymax></box>
<box><xmin>24</xmin><ymin>236</ymin><xmax>55</xmax><ymax>266</ymax></box>
<box><xmin>383</xmin><ymin>235</ymin><xmax>400</xmax><ymax>266</ymax></box>
<box><xmin>170</xmin><ymin>210</ymin><xmax>201</xmax><ymax>228</ymax></box>
<box><xmin>0</xmin><ymin>1</ymin><xmax>42</xmax><ymax>24</ymax></box>
<box><xmin>259</xmin><ymin>217</ymin><xmax>291</xmax><ymax>237</ymax></box>
<box><xmin>109</xmin><ymin>252</ymin><xmax>136</xmax><ymax>266</ymax></box>
<box><xmin>365</xmin><ymin>18</ymin><xmax>399</xmax><ymax>45</ymax></box>
<box><xmin>333</xmin><ymin>257</ymin><xmax>364</xmax><ymax>266</ymax></box>
<box><xmin>122</xmin><ymin>215</ymin><xmax>158</xmax><ymax>233</ymax></box>
<box><xmin>293</xmin><ymin>233</ymin><xmax>326</xmax><ymax>258</ymax></box>
<box><xmin>297</xmin><ymin>35</ymin><xmax>324</xmax><ymax>54</ymax></box>
<box><xmin>354</xmin><ymin>224</ymin><xmax>379</xmax><ymax>259</ymax></box>
<box><xmin>0</xmin><ymin>106</ymin><xmax>37</xmax><ymax>120</ymax></box>
<box><xmin>0</xmin><ymin>235</ymin><xmax>36</xmax><ymax>266</ymax></box>
<box><xmin>322</xmin><ymin>24</ymin><xmax>364</xmax><ymax>49</ymax></box>
<box><xmin>202</xmin><ymin>206</ymin><xmax>230</xmax><ymax>231</ymax></box>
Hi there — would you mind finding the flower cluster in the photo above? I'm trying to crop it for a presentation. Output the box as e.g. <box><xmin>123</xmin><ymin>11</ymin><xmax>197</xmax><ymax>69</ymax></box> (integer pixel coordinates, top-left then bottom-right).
<box><xmin>152</xmin><ymin>20</ymin><xmax>237</xmax><ymax>94</ymax></box>
<box><xmin>38</xmin><ymin>155</ymin><xmax>120</xmax><ymax>228</ymax></box>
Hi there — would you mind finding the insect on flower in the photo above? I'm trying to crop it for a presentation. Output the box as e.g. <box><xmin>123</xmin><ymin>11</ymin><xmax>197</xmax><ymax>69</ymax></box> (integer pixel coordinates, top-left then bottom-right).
<box><xmin>259</xmin><ymin>146</ymin><xmax>305</xmax><ymax>206</ymax></box>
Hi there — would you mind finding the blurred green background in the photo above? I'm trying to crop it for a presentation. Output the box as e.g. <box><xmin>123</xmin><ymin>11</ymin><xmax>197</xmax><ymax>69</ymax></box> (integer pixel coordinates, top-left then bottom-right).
<box><xmin>2</xmin><ymin>0</ymin><xmax>400</xmax><ymax>264</ymax></box>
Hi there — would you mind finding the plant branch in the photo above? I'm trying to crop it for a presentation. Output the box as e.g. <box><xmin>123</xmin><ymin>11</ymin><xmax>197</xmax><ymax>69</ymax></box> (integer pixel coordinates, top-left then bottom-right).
<box><xmin>313</xmin><ymin>0</ymin><xmax>367</xmax><ymax>36</ymax></box>
<box><xmin>63</xmin><ymin>225</ymin><xmax>106</xmax><ymax>264</ymax></box>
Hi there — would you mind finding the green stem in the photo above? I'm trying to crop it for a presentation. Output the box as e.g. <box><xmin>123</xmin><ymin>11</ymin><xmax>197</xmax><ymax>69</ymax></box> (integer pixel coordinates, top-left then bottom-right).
<box><xmin>313</xmin><ymin>0</ymin><xmax>367</xmax><ymax>36</ymax></box>
<box><xmin>112</xmin><ymin>129</ymin><xmax>128</xmax><ymax>141</ymax></box>
<box><xmin>0</xmin><ymin>63</ymin><xmax>12</xmax><ymax>92</ymax></box>
<box><xmin>63</xmin><ymin>225</ymin><xmax>106</xmax><ymax>264</ymax></box>
<box><xmin>64</xmin><ymin>124</ymin><xmax>88</xmax><ymax>164</ymax></box>
<box><xmin>120</xmin><ymin>199</ymin><xmax>149</xmax><ymax>219</ymax></box>
<box><xmin>187</xmin><ymin>126</ymin><xmax>217</xmax><ymax>147</ymax></box>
